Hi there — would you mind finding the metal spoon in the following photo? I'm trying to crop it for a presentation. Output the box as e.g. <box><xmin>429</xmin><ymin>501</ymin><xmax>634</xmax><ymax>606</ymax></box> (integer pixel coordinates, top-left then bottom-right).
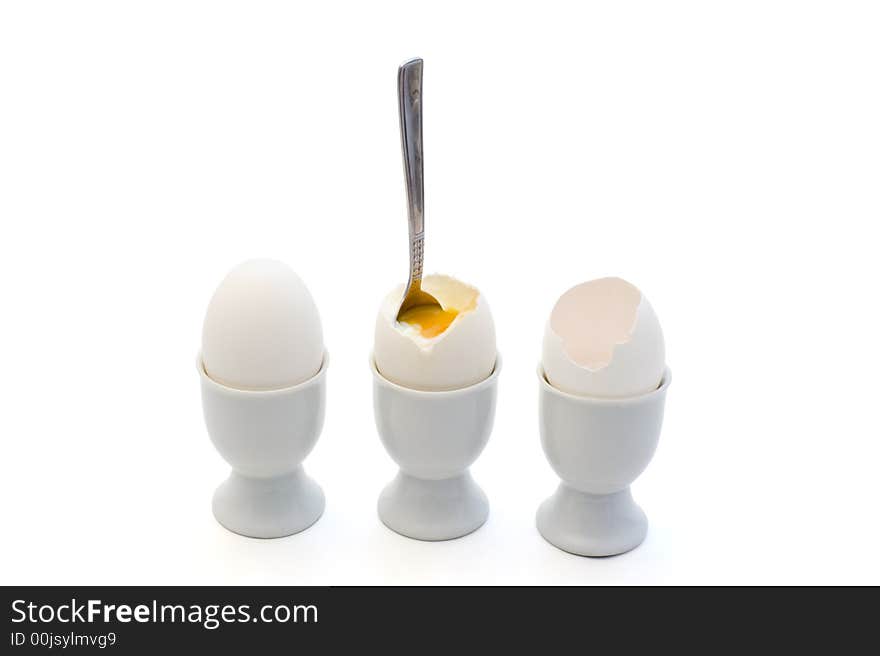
<box><xmin>395</xmin><ymin>57</ymin><xmax>442</xmax><ymax>320</ymax></box>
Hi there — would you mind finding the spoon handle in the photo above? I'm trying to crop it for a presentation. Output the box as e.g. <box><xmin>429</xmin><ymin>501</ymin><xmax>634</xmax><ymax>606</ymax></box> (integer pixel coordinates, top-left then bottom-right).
<box><xmin>398</xmin><ymin>58</ymin><xmax>424</xmax><ymax>286</ymax></box>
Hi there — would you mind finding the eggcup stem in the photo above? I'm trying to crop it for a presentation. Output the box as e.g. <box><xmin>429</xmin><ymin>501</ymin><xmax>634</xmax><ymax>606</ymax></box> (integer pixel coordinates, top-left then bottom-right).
<box><xmin>537</xmin><ymin>484</ymin><xmax>646</xmax><ymax>557</ymax></box>
<box><xmin>213</xmin><ymin>467</ymin><xmax>324</xmax><ymax>539</ymax></box>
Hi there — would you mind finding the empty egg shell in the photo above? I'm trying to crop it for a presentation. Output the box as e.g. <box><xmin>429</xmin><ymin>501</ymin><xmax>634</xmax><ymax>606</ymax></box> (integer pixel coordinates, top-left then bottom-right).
<box><xmin>542</xmin><ymin>277</ymin><xmax>665</xmax><ymax>398</ymax></box>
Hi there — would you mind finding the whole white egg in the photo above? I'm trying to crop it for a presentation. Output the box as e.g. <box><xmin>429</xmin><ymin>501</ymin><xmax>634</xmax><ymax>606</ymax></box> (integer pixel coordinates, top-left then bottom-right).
<box><xmin>202</xmin><ymin>259</ymin><xmax>324</xmax><ymax>390</ymax></box>
<box><xmin>374</xmin><ymin>274</ymin><xmax>496</xmax><ymax>391</ymax></box>
<box><xmin>542</xmin><ymin>277</ymin><xmax>665</xmax><ymax>398</ymax></box>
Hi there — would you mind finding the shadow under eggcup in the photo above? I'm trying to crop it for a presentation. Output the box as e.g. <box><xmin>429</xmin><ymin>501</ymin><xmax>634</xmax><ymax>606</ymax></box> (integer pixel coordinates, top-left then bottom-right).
<box><xmin>198</xmin><ymin>352</ymin><xmax>328</xmax><ymax>539</ymax></box>
<box><xmin>536</xmin><ymin>365</ymin><xmax>671</xmax><ymax>557</ymax></box>
<box><xmin>371</xmin><ymin>354</ymin><xmax>501</xmax><ymax>541</ymax></box>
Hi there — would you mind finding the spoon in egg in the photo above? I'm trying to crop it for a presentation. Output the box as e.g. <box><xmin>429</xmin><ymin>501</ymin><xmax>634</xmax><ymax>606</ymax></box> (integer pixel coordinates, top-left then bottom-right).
<box><xmin>395</xmin><ymin>58</ymin><xmax>456</xmax><ymax>334</ymax></box>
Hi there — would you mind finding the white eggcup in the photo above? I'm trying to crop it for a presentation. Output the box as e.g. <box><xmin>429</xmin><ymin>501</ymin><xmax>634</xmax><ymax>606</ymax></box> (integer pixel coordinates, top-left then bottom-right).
<box><xmin>537</xmin><ymin>366</ymin><xmax>671</xmax><ymax>557</ymax></box>
<box><xmin>198</xmin><ymin>352</ymin><xmax>328</xmax><ymax>539</ymax></box>
<box><xmin>372</xmin><ymin>355</ymin><xmax>501</xmax><ymax>541</ymax></box>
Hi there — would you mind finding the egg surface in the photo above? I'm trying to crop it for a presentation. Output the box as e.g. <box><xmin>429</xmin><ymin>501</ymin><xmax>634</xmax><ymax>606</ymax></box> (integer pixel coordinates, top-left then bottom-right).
<box><xmin>542</xmin><ymin>277</ymin><xmax>664</xmax><ymax>398</ymax></box>
<box><xmin>202</xmin><ymin>259</ymin><xmax>324</xmax><ymax>390</ymax></box>
<box><xmin>374</xmin><ymin>274</ymin><xmax>496</xmax><ymax>391</ymax></box>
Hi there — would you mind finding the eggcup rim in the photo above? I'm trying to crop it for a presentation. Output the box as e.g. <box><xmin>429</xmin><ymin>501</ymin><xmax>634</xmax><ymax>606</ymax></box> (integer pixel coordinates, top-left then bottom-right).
<box><xmin>197</xmin><ymin>350</ymin><xmax>329</xmax><ymax>396</ymax></box>
<box><xmin>370</xmin><ymin>352</ymin><xmax>501</xmax><ymax>397</ymax></box>
<box><xmin>538</xmin><ymin>364</ymin><xmax>671</xmax><ymax>406</ymax></box>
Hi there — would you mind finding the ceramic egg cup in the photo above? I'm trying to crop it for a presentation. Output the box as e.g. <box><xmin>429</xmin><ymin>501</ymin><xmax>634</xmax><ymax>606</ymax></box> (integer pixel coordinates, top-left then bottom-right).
<box><xmin>536</xmin><ymin>366</ymin><xmax>671</xmax><ymax>557</ymax></box>
<box><xmin>371</xmin><ymin>355</ymin><xmax>500</xmax><ymax>541</ymax></box>
<box><xmin>198</xmin><ymin>353</ymin><xmax>328</xmax><ymax>539</ymax></box>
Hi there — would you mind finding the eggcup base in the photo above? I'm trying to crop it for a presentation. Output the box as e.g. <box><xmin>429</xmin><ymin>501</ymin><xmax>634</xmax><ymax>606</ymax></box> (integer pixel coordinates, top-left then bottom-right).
<box><xmin>378</xmin><ymin>471</ymin><xmax>489</xmax><ymax>541</ymax></box>
<box><xmin>537</xmin><ymin>484</ymin><xmax>647</xmax><ymax>557</ymax></box>
<box><xmin>212</xmin><ymin>467</ymin><xmax>325</xmax><ymax>539</ymax></box>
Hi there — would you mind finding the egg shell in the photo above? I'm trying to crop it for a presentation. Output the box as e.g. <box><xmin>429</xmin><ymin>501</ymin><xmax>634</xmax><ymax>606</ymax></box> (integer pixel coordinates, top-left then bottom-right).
<box><xmin>374</xmin><ymin>275</ymin><xmax>496</xmax><ymax>391</ymax></box>
<box><xmin>202</xmin><ymin>259</ymin><xmax>324</xmax><ymax>391</ymax></box>
<box><xmin>542</xmin><ymin>277</ymin><xmax>665</xmax><ymax>399</ymax></box>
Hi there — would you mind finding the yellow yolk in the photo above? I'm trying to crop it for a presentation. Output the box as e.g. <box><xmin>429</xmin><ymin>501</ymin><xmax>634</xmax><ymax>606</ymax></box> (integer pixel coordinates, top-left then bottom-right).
<box><xmin>398</xmin><ymin>305</ymin><xmax>460</xmax><ymax>338</ymax></box>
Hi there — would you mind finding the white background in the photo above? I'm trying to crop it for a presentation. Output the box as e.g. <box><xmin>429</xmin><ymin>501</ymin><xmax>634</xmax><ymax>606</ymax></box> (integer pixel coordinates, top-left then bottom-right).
<box><xmin>2</xmin><ymin>1</ymin><xmax>878</xmax><ymax>585</ymax></box>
